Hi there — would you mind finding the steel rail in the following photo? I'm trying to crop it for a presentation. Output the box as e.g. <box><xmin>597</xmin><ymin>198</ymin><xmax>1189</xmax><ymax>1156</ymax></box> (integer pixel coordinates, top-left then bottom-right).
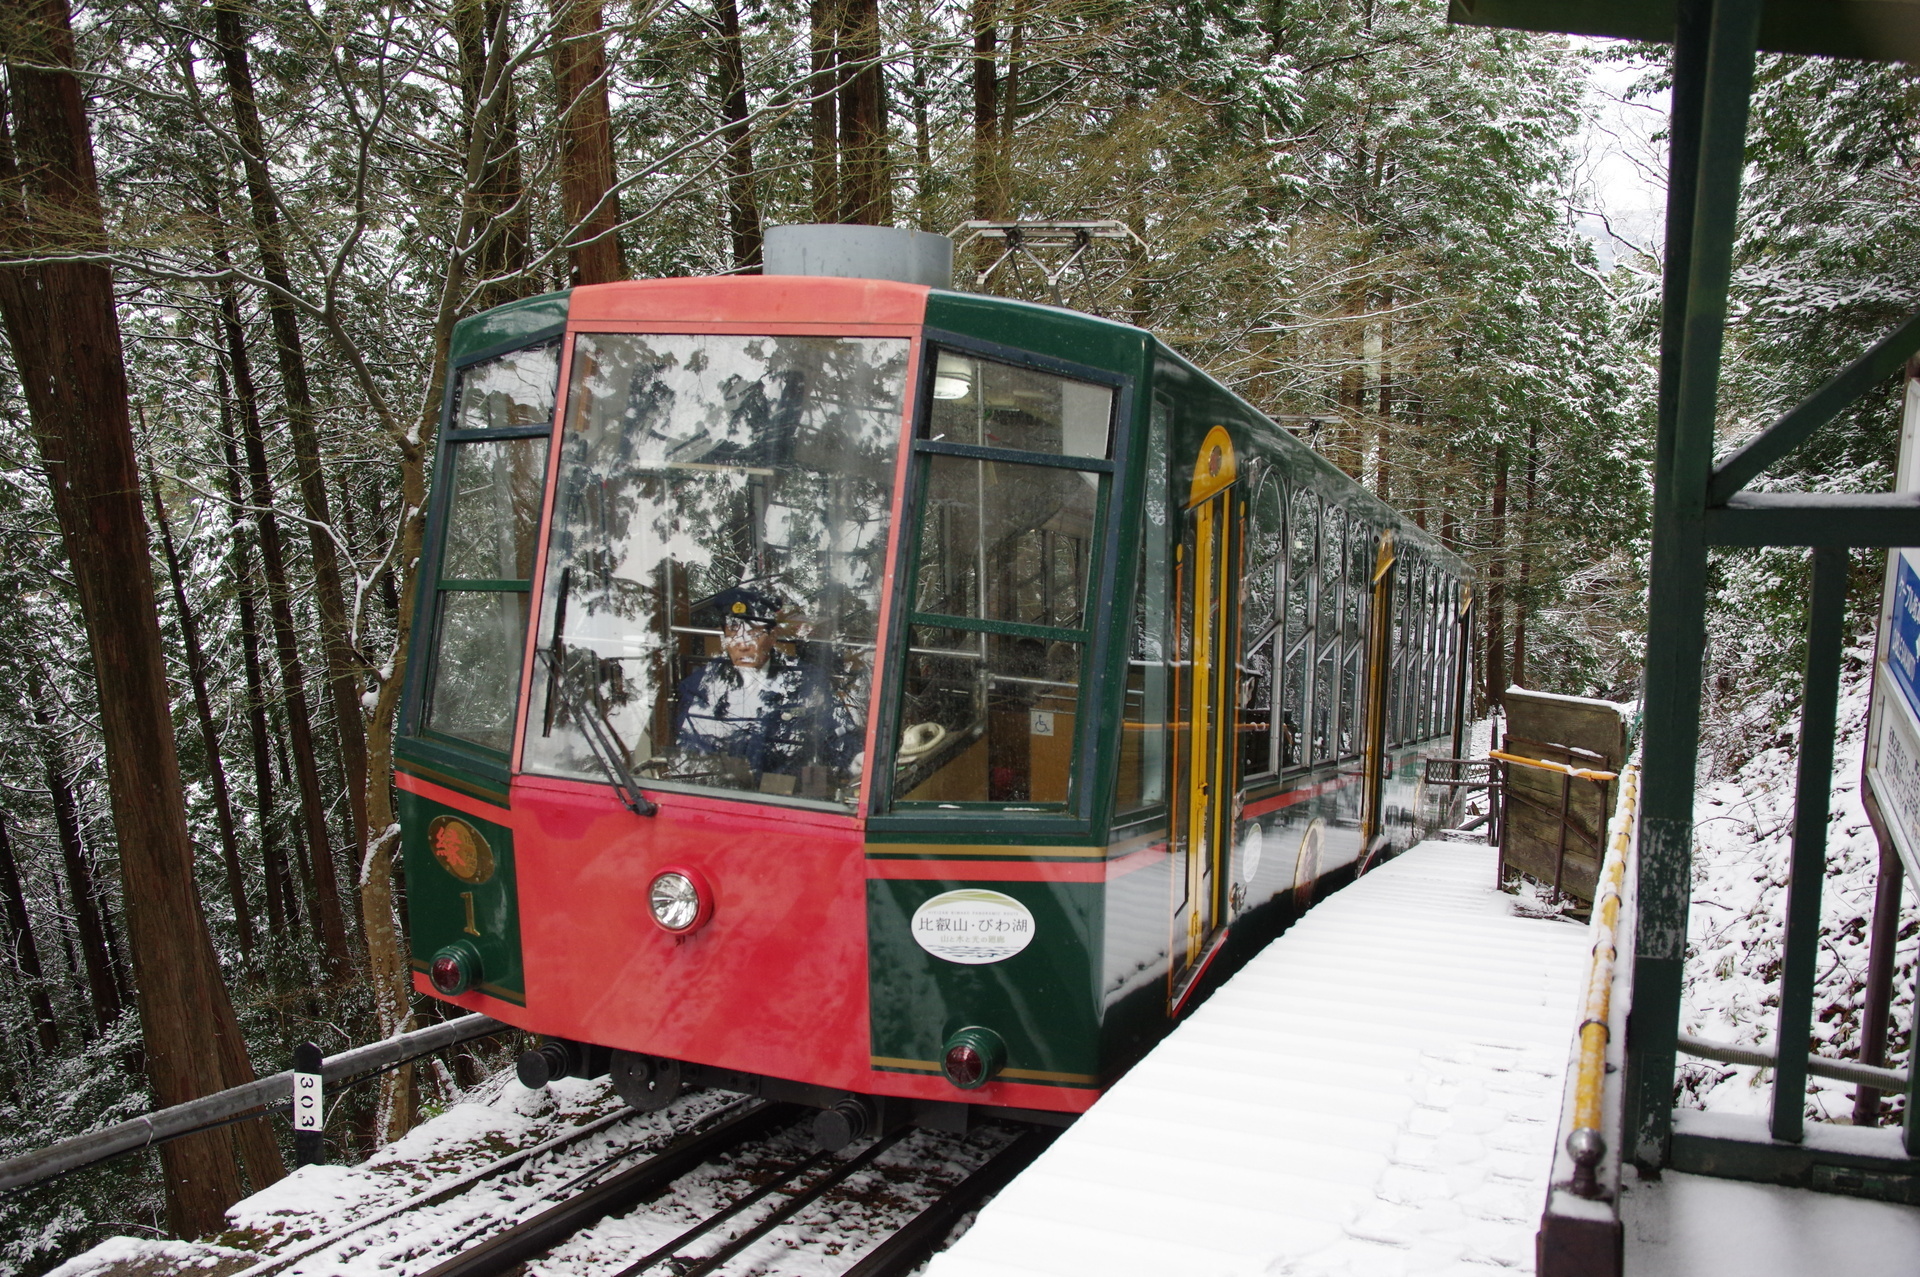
<box><xmin>1566</xmin><ymin>762</ymin><xmax>1640</xmax><ymax>1197</ymax></box>
<box><xmin>417</xmin><ymin>1101</ymin><xmax>796</xmax><ymax>1277</ymax></box>
<box><xmin>226</xmin><ymin>1103</ymin><xmax>648</xmax><ymax>1277</ymax></box>
<box><xmin>673</xmin><ymin>1127</ymin><xmax>910</xmax><ymax>1277</ymax></box>
<box><xmin>0</xmin><ymin>1013</ymin><xmax>509</xmax><ymax>1191</ymax></box>
<box><xmin>605</xmin><ymin>1151</ymin><xmax>828</xmax><ymax>1277</ymax></box>
<box><xmin>840</xmin><ymin>1126</ymin><xmax>1058</xmax><ymax>1277</ymax></box>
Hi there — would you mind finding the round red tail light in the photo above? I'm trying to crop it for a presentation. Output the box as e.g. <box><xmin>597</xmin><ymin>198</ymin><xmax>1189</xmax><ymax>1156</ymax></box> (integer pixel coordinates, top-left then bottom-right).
<box><xmin>945</xmin><ymin>1043</ymin><xmax>986</xmax><ymax>1088</ymax></box>
<box><xmin>428</xmin><ymin>940</ymin><xmax>483</xmax><ymax>996</ymax></box>
<box><xmin>941</xmin><ymin>1026</ymin><xmax>1007</xmax><ymax>1091</ymax></box>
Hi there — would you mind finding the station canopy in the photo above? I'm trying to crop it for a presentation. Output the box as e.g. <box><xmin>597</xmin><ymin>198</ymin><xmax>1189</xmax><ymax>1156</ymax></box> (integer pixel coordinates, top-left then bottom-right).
<box><xmin>1448</xmin><ymin>0</ymin><xmax>1920</xmax><ymax>63</ymax></box>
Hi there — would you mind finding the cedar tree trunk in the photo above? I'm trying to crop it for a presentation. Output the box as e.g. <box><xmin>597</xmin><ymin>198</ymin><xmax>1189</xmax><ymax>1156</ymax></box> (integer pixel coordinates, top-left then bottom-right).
<box><xmin>0</xmin><ymin>0</ymin><xmax>270</xmax><ymax>1231</ymax></box>
<box><xmin>549</xmin><ymin>0</ymin><xmax>628</xmax><ymax>283</ymax></box>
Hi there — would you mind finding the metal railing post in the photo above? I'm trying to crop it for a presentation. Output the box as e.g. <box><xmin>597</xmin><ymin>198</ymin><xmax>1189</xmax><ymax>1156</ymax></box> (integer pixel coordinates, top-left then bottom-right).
<box><xmin>1907</xmin><ymin>977</ymin><xmax>1920</xmax><ymax>1157</ymax></box>
<box><xmin>1851</xmin><ymin>830</ymin><xmax>1903</xmax><ymax>1125</ymax></box>
<box><xmin>1624</xmin><ymin>0</ymin><xmax>1762</xmax><ymax>1173</ymax></box>
<box><xmin>0</xmin><ymin>1013</ymin><xmax>506</xmax><ymax>1190</ymax></box>
<box><xmin>1770</xmin><ymin>547</ymin><xmax>1848</xmax><ymax>1142</ymax></box>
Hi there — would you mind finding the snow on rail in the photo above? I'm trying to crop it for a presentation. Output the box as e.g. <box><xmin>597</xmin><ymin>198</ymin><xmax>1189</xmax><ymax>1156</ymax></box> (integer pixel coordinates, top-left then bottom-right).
<box><xmin>925</xmin><ymin>839</ymin><xmax>1589</xmax><ymax>1277</ymax></box>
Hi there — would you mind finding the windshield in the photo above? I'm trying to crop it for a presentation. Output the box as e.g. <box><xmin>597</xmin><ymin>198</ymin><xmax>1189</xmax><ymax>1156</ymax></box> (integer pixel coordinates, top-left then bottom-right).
<box><xmin>522</xmin><ymin>332</ymin><xmax>910</xmax><ymax>808</ymax></box>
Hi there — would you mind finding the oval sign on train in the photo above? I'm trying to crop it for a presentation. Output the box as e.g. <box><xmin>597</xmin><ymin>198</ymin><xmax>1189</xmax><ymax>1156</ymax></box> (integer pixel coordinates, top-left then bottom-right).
<box><xmin>910</xmin><ymin>889</ymin><xmax>1037</xmax><ymax>965</ymax></box>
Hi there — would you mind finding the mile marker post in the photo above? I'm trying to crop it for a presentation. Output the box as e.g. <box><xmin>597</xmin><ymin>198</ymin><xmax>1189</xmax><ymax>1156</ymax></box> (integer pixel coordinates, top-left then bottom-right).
<box><xmin>292</xmin><ymin>1042</ymin><xmax>324</xmax><ymax>1166</ymax></box>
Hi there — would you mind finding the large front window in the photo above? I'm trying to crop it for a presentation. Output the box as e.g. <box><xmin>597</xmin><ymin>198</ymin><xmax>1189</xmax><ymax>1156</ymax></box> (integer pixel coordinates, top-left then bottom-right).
<box><xmin>523</xmin><ymin>333</ymin><xmax>909</xmax><ymax>808</ymax></box>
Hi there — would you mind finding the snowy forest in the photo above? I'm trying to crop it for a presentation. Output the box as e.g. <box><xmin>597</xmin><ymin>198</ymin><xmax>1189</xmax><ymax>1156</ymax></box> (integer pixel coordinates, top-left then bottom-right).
<box><xmin>0</xmin><ymin>0</ymin><xmax>1914</xmax><ymax>1267</ymax></box>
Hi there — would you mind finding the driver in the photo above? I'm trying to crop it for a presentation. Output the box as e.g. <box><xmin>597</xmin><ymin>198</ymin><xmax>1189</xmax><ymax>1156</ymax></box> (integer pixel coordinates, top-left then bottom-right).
<box><xmin>673</xmin><ymin>585</ymin><xmax>862</xmax><ymax>787</ymax></box>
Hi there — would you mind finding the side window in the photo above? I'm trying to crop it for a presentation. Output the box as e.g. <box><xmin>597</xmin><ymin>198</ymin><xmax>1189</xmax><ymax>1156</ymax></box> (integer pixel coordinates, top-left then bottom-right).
<box><xmin>420</xmin><ymin>341</ymin><xmax>560</xmax><ymax>753</ymax></box>
<box><xmin>1438</xmin><ymin>575</ymin><xmax>1452</xmax><ymax>732</ymax></box>
<box><xmin>1422</xmin><ymin>569</ymin><xmax>1440</xmax><ymax>739</ymax></box>
<box><xmin>1117</xmin><ymin>397</ymin><xmax>1172</xmax><ymax>815</ymax></box>
<box><xmin>1387</xmin><ymin>555</ymin><xmax>1406</xmax><ymax>745</ymax></box>
<box><xmin>1239</xmin><ymin>471</ymin><xmax>1284</xmax><ymax>779</ymax></box>
<box><xmin>1405</xmin><ymin>553</ymin><xmax>1420</xmax><ymax>741</ymax></box>
<box><xmin>895</xmin><ymin>349</ymin><xmax>1116</xmax><ymax>807</ymax></box>
<box><xmin>1338</xmin><ymin>520</ymin><xmax>1369</xmax><ymax>758</ymax></box>
<box><xmin>1282</xmin><ymin>487</ymin><xmax>1316</xmax><ymax>769</ymax></box>
<box><xmin>1312</xmin><ymin>507</ymin><xmax>1343</xmax><ymax>764</ymax></box>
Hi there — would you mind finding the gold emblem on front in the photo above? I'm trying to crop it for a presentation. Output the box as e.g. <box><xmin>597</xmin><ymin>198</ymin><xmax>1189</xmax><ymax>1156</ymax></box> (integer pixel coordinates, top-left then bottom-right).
<box><xmin>429</xmin><ymin>815</ymin><xmax>495</xmax><ymax>884</ymax></box>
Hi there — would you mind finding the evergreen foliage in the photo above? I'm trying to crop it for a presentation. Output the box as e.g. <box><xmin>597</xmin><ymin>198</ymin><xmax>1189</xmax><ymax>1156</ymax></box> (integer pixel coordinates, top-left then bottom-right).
<box><xmin>1695</xmin><ymin>51</ymin><xmax>1920</xmax><ymax>774</ymax></box>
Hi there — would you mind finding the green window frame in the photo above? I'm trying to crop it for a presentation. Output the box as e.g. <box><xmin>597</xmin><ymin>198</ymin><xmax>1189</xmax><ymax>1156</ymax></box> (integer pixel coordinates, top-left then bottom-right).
<box><xmin>886</xmin><ymin>343</ymin><xmax>1120</xmax><ymax>813</ymax></box>
<box><xmin>415</xmin><ymin>341</ymin><xmax>560</xmax><ymax>757</ymax></box>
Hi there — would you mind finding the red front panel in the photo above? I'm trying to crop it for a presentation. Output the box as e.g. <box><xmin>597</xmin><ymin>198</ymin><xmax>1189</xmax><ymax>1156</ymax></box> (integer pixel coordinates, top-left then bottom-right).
<box><xmin>509</xmin><ymin>775</ymin><xmax>873</xmax><ymax>1080</ymax></box>
<box><xmin>450</xmin><ymin>773</ymin><xmax>1097</xmax><ymax>1112</ymax></box>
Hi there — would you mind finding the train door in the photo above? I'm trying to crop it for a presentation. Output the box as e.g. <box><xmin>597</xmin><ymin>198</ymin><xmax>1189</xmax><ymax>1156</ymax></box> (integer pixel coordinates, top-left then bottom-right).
<box><xmin>1169</xmin><ymin>425</ymin><xmax>1240</xmax><ymax>1011</ymax></box>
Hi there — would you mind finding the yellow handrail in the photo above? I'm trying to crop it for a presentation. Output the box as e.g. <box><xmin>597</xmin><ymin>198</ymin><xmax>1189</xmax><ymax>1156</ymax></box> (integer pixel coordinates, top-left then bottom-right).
<box><xmin>1488</xmin><ymin>749</ymin><xmax>1619</xmax><ymax>785</ymax></box>
<box><xmin>1566</xmin><ymin>762</ymin><xmax>1640</xmax><ymax>1197</ymax></box>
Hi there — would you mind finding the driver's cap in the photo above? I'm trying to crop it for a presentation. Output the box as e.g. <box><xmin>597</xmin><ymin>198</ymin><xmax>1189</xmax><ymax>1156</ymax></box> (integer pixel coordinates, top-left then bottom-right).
<box><xmin>703</xmin><ymin>585</ymin><xmax>784</xmax><ymax>626</ymax></box>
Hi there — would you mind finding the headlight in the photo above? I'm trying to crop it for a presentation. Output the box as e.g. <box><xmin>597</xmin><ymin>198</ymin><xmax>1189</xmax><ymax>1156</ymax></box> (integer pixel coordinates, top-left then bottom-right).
<box><xmin>648</xmin><ymin>867</ymin><xmax>712</xmax><ymax>934</ymax></box>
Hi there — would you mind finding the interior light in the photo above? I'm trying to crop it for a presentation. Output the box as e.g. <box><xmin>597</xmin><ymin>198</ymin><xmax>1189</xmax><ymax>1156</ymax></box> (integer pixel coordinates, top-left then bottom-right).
<box><xmin>932</xmin><ymin>353</ymin><xmax>973</xmax><ymax>400</ymax></box>
<box><xmin>649</xmin><ymin>867</ymin><xmax>712</xmax><ymax>933</ymax></box>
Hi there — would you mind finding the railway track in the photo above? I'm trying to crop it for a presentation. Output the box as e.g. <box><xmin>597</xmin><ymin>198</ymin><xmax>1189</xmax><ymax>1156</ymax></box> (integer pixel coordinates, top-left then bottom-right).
<box><xmin>417</xmin><ymin>1101</ymin><xmax>1056</xmax><ymax>1277</ymax></box>
<box><xmin>227</xmin><ymin>1092</ymin><xmax>747</xmax><ymax>1277</ymax></box>
<box><xmin>240</xmin><ymin>1088</ymin><xmax>1055</xmax><ymax>1277</ymax></box>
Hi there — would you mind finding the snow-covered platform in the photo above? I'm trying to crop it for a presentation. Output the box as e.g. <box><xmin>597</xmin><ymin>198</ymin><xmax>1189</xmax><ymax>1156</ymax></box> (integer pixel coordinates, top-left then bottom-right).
<box><xmin>1622</xmin><ymin>1166</ymin><xmax>1920</xmax><ymax>1276</ymax></box>
<box><xmin>927</xmin><ymin>838</ymin><xmax>1591</xmax><ymax>1277</ymax></box>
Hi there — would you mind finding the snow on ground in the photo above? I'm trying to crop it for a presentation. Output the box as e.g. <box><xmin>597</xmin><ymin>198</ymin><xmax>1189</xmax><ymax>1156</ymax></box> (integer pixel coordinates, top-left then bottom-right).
<box><xmin>225</xmin><ymin>1074</ymin><xmax>680</xmax><ymax>1257</ymax></box>
<box><xmin>1681</xmin><ymin>645</ymin><xmax>1916</xmax><ymax>1122</ymax></box>
<box><xmin>42</xmin><ymin>1238</ymin><xmax>253</xmax><ymax>1277</ymax></box>
<box><xmin>47</xmin><ymin>1075</ymin><xmax>685</xmax><ymax>1277</ymax></box>
<box><xmin>926</xmin><ymin>840</ymin><xmax>1590</xmax><ymax>1277</ymax></box>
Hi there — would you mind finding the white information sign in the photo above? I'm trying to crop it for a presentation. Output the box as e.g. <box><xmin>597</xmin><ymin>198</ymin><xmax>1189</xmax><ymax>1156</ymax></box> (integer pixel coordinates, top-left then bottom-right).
<box><xmin>1864</xmin><ymin>373</ymin><xmax>1920</xmax><ymax>884</ymax></box>
<box><xmin>910</xmin><ymin>889</ymin><xmax>1037</xmax><ymax>965</ymax></box>
<box><xmin>292</xmin><ymin>1071</ymin><xmax>323</xmax><ymax>1132</ymax></box>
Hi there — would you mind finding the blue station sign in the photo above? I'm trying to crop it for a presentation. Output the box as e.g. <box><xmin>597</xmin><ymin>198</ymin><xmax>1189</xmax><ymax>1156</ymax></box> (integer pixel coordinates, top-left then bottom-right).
<box><xmin>1886</xmin><ymin>551</ymin><xmax>1920</xmax><ymax>726</ymax></box>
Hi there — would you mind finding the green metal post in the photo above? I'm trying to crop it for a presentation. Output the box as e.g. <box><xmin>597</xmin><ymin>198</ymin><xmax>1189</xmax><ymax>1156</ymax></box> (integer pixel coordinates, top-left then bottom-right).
<box><xmin>1770</xmin><ymin>547</ymin><xmax>1847</xmax><ymax>1142</ymax></box>
<box><xmin>1623</xmin><ymin>0</ymin><xmax>1762</xmax><ymax>1173</ymax></box>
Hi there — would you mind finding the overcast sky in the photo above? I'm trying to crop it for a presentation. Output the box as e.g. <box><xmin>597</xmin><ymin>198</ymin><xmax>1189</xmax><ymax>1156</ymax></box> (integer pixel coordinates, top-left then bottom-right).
<box><xmin>1571</xmin><ymin>40</ymin><xmax>1670</xmax><ymax>272</ymax></box>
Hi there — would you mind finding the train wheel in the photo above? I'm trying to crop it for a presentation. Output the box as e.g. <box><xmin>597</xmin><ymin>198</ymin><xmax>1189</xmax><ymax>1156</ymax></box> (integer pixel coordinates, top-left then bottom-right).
<box><xmin>610</xmin><ymin>1050</ymin><xmax>684</xmax><ymax>1112</ymax></box>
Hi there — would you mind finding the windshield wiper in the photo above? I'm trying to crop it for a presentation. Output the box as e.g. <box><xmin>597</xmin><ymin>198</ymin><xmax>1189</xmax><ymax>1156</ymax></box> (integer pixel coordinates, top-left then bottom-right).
<box><xmin>543</xmin><ymin>567</ymin><xmax>570</xmax><ymax>739</ymax></box>
<box><xmin>537</xmin><ymin>640</ymin><xmax>658</xmax><ymax>818</ymax></box>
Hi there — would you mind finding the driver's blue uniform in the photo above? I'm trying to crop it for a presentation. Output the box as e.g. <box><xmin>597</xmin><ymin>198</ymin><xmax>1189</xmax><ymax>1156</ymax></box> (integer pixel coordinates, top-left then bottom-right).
<box><xmin>672</xmin><ymin>653</ymin><xmax>860</xmax><ymax>776</ymax></box>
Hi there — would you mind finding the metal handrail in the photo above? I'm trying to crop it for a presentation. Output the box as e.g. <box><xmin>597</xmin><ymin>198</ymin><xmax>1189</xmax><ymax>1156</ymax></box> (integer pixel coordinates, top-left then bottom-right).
<box><xmin>1567</xmin><ymin>763</ymin><xmax>1640</xmax><ymax>1197</ymax></box>
<box><xmin>1676</xmin><ymin>1033</ymin><xmax>1908</xmax><ymax>1092</ymax></box>
<box><xmin>0</xmin><ymin>1013</ymin><xmax>507</xmax><ymax>1191</ymax></box>
<box><xmin>1488</xmin><ymin>749</ymin><xmax>1619</xmax><ymax>784</ymax></box>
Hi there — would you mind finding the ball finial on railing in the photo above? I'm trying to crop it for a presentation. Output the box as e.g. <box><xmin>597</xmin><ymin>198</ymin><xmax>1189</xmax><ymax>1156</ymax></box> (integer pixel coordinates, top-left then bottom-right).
<box><xmin>1566</xmin><ymin>1127</ymin><xmax>1606</xmax><ymax>1197</ymax></box>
